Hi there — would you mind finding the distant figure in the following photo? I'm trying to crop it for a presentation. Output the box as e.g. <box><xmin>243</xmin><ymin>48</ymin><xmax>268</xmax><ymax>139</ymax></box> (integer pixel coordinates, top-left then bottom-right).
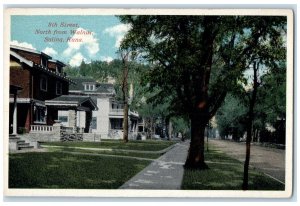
<box><xmin>181</xmin><ymin>136</ymin><xmax>185</xmax><ymax>142</ymax></box>
<box><xmin>178</xmin><ymin>132</ymin><xmax>185</xmax><ymax>141</ymax></box>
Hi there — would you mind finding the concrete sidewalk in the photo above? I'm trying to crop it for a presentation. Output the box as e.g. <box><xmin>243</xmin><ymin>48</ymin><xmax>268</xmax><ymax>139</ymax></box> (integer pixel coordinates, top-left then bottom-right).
<box><xmin>119</xmin><ymin>140</ymin><xmax>190</xmax><ymax>190</ymax></box>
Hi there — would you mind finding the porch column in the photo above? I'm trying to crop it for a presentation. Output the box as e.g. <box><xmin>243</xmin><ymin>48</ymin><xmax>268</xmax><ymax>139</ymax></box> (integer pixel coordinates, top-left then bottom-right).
<box><xmin>12</xmin><ymin>92</ymin><xmax>17</xmax><ymax>135</ymax></box>
<box><xmin>68</xmin><ymin>109</ymin><xmax>77</xmax><ymax>133</ymax></box>
<box><xmin>134</xmin><ymin>120</ymin><xmax>137</xmax><ymax>133</ymax></box>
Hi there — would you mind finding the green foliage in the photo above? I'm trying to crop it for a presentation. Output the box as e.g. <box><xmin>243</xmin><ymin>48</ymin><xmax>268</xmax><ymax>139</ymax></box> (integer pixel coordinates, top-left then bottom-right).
<box><xmin>216</xmin><ymin>64</ymin><xmax>286</xmax><ymax>142</ymax></box>
<box><xmin>64</xmin><ymin>65</ymin><xmax>80</xmax><ymax>77</ymax></box>
<box><xmin>214</xmin><ymin>16</ymin><xmax>286</xmax><ymax>143</ymax></box>
<box><xmin>17</xmin><ymin>127</ymin><xmax>27</xmax><ymax>134</ymax></box>
<box><xmin>216</xmin><ymin>94</ymin><xmax>247</xmax><ymax>140</ymax></box>
<box><xmin>64</xmin><ymin>58</ymin><xmax>150</xmax><ymax>104</ymax></box>
<box><xmin>119</xmin><ymin>15</ymin><xmax>287</xmax><ymax>121</ymax></box>
<box><xmin>258</xmin><ymin>65</ymin><xmax>286</xmax><ymax>124</ymax></box>
<box><xmin>170</xmin><ymin>116</ymin><xmax>190</xmax><ymax>138</ymax></box>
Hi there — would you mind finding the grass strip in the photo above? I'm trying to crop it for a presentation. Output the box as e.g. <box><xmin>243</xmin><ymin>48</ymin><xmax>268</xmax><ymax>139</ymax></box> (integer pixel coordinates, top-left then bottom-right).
<box><xmin>48</xmin><ymin>147</ymin><xmax>162</xmax><ymax>159</ymax></box>
<box><xmin>182</xmin><ymin>148</ymin><xmax>284</xmax><ymax>190</ymax></box>
<box><xmin>9</xmin><ymin>152</ymin><xmax>150</xmax><ymax>189</ymax></box>
<box><xmin>42</xmin><ymin>140</ymin><xmax>176</xmax><ymax>152</ymax></box>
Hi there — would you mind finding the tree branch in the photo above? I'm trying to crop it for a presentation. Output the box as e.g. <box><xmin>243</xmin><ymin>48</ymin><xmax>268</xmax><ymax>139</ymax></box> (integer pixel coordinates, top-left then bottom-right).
<box><xmin>209</xmin><ymin>90</ymin><xmax>227</xmax><ymax>119</ymax></box>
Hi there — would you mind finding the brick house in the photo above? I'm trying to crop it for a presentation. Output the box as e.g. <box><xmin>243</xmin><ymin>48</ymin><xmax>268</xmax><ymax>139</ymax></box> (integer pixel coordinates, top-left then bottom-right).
<box><xmin>9</xmin><ymin>45</ymin><xmax>97</xmax><ymax>135</ymax></box>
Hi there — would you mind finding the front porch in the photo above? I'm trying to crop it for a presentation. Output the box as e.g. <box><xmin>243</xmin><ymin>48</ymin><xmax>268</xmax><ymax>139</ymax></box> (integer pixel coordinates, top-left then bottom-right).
<box><xmin>108</xmin><ymin>114</ymin><xmax>139</xmax><ymax>140</ymax></box>
<box><xmin>24</xmin><ymin>95</ymin><xmax>99</xmax><ymax>142</ymax></box>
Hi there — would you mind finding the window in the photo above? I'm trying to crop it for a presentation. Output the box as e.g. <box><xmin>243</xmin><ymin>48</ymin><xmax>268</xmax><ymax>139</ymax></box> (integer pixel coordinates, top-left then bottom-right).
<box><xmin>41</xmin><ymin>57</ymin><xmax>47</xmax><ymax>67</ymax></box>
<box><xmin>84</xmin><ymin>83</ymin><xmax>95</xmax><ymax>91</ymax></box>
<box><xmin>110</xmin><ymin>118</ymin><xmax>123</xmax><ymax>130</ymax></box>
<box><xmin>58</xmin><ymin>116</ymin><xmax>68</xmax><ymax>123</ymax></box>
<box><xmin>91</xmin><ymin>117</ymin><xmax>97</xmax><ymax>129</ymax></box>
<box><xmin>56</xmin><ymin>66</ymin><xmax>62</xmax><ymax>74</ymax></box>
<box><xmin>56</xmin><ymin>81</ymin><xmax>62</xmax><ymax>95</ymax></box>
<box><xmin>111</xmin><ymin>103</ymin><xmax>124</xmax><ymax>110</ymax></box>
<box><xmin>34</xmin><ymin>106</ymin><xmax>47</xmax><ymax>123</ymax></box>
<box><xmin>40</xmin><ymin>76</ymin><xmax>48</xmax><ymax>92</ymax></box>
<box><xmin>138</xmin><ymin>126</ymin><xmax>144</xmax><ymax>132</ymax></box>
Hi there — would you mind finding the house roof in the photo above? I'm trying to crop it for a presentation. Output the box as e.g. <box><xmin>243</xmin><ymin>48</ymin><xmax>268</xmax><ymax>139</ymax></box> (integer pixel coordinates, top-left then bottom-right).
<box><xmin>11</xmin><ymin>45</ymin><xmax>52</xmax><ymax>59</ymax></box>
<box><xmin>10</xmin><ymin>45</ymin><xmax>41</xmax><ymax>55</ymax></box>
<box><xmin>10</xmin><ymin>50</ymin><xmax>75</xmax><ymax>84</ymax></box>
<box><xmin>10</xmin><ymin>85</ymin><xmax>23</xmax><ymax>94</ymax></box>
<box><xmin>45</xmin><ymin>95</ymin><xmax>98</xmax><ymax>111</ymax></box>
<box><xmin>69</xmin><ymin>77</ymin><xmax>115</xmax><ymax>94</ymax></box>
<box><xmin>10</xmin><ymin>50</ymin><xmax>33</xmax><ymax>67</ymax></box>
<box><xmin>49</xmin><ymin>59</ymin><xmax>66</xmax><ymax>67</ymax></box>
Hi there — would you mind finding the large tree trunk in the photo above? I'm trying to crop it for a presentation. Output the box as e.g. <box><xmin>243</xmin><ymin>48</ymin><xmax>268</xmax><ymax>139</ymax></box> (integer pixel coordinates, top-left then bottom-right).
<box><xmin>165</xmin><ymin>116</ymin><xmax>170</xmax><ymax>140</ymax></box>
<box><xmin>242</xmin><ymin>116</ymin><xmax>253</xmax><ymax>190</ymax></box>
<box><xmin>242</xmin><ymin>62</ymin><xmax>259</xmax><ymax>190</ymax></box>
<box><xmin>183</xmin><ymin>17</ymin><xmax>218</xmax><ymax>170</ymax></box>
<box><xmin>123</xmin><ymin>103</ymin><xmax>129</xmax><ymax>143</ymax></box>
<box><xmin>121</xmin><ymin>52</ymin><xmax>129</xmax><ymax>143</ymax></box>
<box><xmin>184</xmin><ymin>114</ymin><xmax>208</xmax><ymax>169</ymax></box>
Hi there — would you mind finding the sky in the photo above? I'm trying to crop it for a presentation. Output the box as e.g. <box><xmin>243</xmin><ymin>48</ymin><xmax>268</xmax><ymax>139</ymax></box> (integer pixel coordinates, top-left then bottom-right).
<box><xmin>11</xmin><ymin>15</ymin><xmax>130</xmax><ymax>66</ymax></box>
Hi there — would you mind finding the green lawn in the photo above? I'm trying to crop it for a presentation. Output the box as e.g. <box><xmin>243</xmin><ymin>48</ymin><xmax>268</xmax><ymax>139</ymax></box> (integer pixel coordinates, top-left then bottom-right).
<box><xmin>182</xmin><ymin>149</ymin><xmax>285</xmax><ymax>190</ymax></box>
<box><xmin>9</xmin><ymin>152</ymin><xmax>150</xmax><ymax>189</ymax></box>
<box><xmin>9</xmin><ymin>140</ymin><xmax>175</xmax><ymax>189</ymax></box>
<box><xmin>42</xmin><ymin>140</ymin><xmax>176</xmax><ymax>151</ymax></box>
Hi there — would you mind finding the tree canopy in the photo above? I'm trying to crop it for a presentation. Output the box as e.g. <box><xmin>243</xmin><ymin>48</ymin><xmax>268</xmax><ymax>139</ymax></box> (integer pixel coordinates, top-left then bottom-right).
<box><xmin>119</xmin><ymin>15</ymin><xmax>287</xmax><ymax>169</ymax></box>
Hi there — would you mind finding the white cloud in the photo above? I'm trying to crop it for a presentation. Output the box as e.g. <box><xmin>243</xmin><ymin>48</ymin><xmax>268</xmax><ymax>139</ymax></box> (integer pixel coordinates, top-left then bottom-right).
<box><xmin>100</xmin><ymin>56</ymin><xmax>113</xmax><ymax>63</ymax></box>
<box><xmin>63</xmin><ymin>27</ymin><xmax>99</xmax><ymax>57</ymax></box>
<box><xmin>10</xmin><ymin>40</ymin><xmax>36</xmax><ymax>50</ymax></box>
<box><xmin>103</xmin><ymin>24</ymin><xmax>131</xmax><ymax>48</ymax></box>
<box><xmin>115</xmin><ymin>36</ymin><xmax>125</xmax><ymax>48</ymax></box>
<box><xmin>42</xmin><ymin>47</ymin><xmax>58</xmax><ymax>57</ymax></box>
<box><xmin>104</xmin><ymin>24</ymin><xmax>131</xmax><ymax>36</ymax></box>
<box><xmin>69</xmin><ymin>52</ymin><xmax>87</xmax><ymax>67</ymax></box>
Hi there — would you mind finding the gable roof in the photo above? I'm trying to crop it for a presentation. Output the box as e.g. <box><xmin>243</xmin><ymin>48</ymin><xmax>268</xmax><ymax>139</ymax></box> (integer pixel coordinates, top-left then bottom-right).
<box><xmin>11</xmin><ymin>45</ymin><xmax>51</xmax><ymax>59</ymax></box>
<box><xmin>49</xmin><ymin>59</ymin><xmax>66</xmax><ymax>67</ymax></box>
<box><xmin>10</xmin><ymin>50</ymin><xmax>75</xmax><ymax>84</ymax></box>
<box><xmin>45</xmin><ymin>95</ymin><xmax>98</xmax><ymax>111</ymax></box>
<box><xmin>10</xmin><ymin>50</ymin><xmax>34</xmax><ymax>67</ymax></box>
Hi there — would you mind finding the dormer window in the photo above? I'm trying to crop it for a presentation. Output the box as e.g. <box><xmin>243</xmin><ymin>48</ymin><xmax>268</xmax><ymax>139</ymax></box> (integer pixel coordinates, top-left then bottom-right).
<box><xmin>84</xmin><ymin>83</ymin><xmax>95</xmax><ymax>91</ymax></box>
<box><xmin>56</xmin><ymin>66</ymin><xmax>62</xmax><ymax>74</ymax></box>
<box><xmin>41</xmin><ymin>56</ymin><xmax>47</xmax><ymax>67</ymax></box>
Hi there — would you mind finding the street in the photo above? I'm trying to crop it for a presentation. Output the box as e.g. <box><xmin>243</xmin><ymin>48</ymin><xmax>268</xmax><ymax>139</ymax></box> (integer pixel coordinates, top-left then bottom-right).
<box><xmin>209</xmin><ymin>139</ymin><xmax>285</xmax><ymax>183</ymax></box>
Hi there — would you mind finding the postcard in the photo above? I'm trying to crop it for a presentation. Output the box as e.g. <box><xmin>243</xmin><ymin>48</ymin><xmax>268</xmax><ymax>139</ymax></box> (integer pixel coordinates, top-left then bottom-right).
<box><xmin>3</xmin><ymin>8</ymin><xmax>294</xmax><ymax>198</ymax></box>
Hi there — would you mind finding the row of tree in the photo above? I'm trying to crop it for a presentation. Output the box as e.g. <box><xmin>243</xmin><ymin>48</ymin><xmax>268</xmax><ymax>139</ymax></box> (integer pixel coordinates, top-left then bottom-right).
<box><xmin>215</xmin><ymin>65</ymin><xmax>286</xmax><ymax>145</ymax></box>
<box><xmin>118</xmin><ymin>15</ymin><xmax>287</xmax><ymax>189</ymax></box>
<box><xmin>65</xmin><ymin>15</ymin><xmax>287</xmax><ymax>190</ymax></box>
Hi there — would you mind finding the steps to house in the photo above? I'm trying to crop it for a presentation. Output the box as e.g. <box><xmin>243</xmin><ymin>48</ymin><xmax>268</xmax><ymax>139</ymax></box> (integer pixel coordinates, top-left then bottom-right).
<box><xmin>17</xmin><ymin>142</ymin><xmax>34</xmax><ymax>150</ymax></box>
<box><xmin>9</xmin><ymin>134</ymin><xmax>20</xmax><ymax>141</ymax></box>
<box><xmin>9</xmin><ymin>135</ymin><xmax>38</xmax><ymax>151</ymax></box>
<box><xmin>18</xmin><ymin>144</ymin><xmax>34</xmax><ymax>150</ymax></box>
<box><xmin>17</xmin><ymin>140</ymin><xmax>25</xmax><ymax>144</ymax></box>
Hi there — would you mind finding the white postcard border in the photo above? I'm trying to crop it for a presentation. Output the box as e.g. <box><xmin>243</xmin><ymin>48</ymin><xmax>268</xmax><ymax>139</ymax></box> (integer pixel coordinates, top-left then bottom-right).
<box><xmin>3</xmin><ymin>8</ymin><xmax>294</xmax><ymax>198</ymax></box>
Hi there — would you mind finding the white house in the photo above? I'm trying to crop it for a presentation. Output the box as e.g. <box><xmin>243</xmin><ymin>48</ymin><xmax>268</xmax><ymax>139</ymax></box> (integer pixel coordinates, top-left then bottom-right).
<box><xmin>59</xmin><ymin>77</ymin><xmax>140</xmax><ymax>140</ymax></box>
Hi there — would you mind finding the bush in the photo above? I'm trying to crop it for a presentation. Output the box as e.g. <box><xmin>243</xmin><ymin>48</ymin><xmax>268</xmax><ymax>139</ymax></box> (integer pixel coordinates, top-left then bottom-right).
<box><xmin>17</xmin><ymin>127</ymin><xmax>27</xmax><ymax>134</ymax></box>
